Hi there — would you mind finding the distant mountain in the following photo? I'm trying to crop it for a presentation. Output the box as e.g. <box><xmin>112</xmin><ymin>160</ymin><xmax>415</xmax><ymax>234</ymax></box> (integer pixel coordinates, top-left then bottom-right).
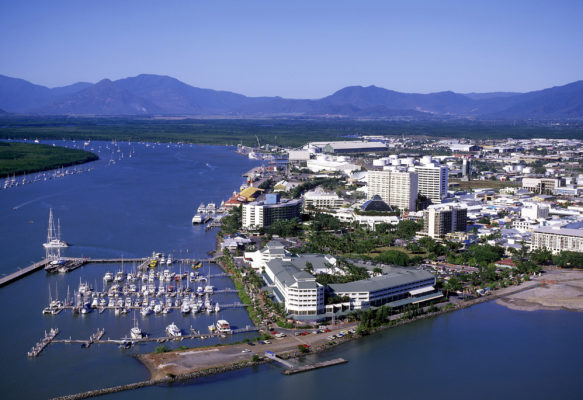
<box><xmin>0</xmin><ymin>75</ymin><xmax>91</xmax><ymax>113</ymax></box>
<box><xmin>462</xmin><ymin>92</ymin><xmax>521</xmax><ymax>101</ymax></box>
<box><xmin>0</xmin><ymin>73</ymin><xmax>582</xmax><ymax>119</ymax></box>
<box><xmin>487</xmin><ymin>81</ymin><xmax>583</xmax><ymax>119</ymax></box>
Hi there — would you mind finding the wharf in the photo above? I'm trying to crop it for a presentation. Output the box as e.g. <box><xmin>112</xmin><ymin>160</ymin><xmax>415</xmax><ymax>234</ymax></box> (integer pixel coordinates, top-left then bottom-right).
<box><xmin>282</xmin><ymin>358</ymin><xmax>348</xmax><ymax>375</ymax></box>
<box><xmin>48</xmin><ymin>326</ymin><xmax>258</xmax><ymax>347</ymax></box>
<box><xmin>2</xmin><ymin>256</ymin><xmax>219</xmax><ymax>288</ymax></box>
<box><xmin>0</xmin><ymin>258</ymin><xmax>50</xmax><ymax>287</ymax></box>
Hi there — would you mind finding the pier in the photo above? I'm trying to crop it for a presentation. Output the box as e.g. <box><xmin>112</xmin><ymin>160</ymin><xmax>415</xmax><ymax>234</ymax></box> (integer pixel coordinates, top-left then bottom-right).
<box><xmin>1</xmin><ymin>256</ymin><xmax>219</xmax><ymax>289</ymax></box>
<box><xmin>28</xmin><ymin>328</ymin><xmax>59</xmax><ymax>357</ymax></box>
<box><xmin>0</xmin><ymin>258</ymin><xmax>51</xmax><ymax>288</ymax></box>
<box><xmin>282</xmin><ymin>358</ymin><xmax>348</xmax><ymax>375</ymax></box>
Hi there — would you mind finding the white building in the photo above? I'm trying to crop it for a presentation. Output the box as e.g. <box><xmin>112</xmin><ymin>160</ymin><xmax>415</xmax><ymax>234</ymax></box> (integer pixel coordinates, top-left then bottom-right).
<box><xmin>367</xmin><ymin>170</ymin><xmax>418</xmax><ymax>211</ymax></box>
<box><xmin>521</xmin><ymin>203</ymin><xmax>550</xmax><ymax>220</ymax></box>
<box><xmin>415</xmin><ymin>163</ymin><xmax>448</xmax><ymax>203</ymax></box>
<box><xmin>303</xmin><ymin>188</ymin><xmax>344</xmax><ymax>209</ymax></box>
<box><xmin>531</xmin><ymin>227</ymin><xmax>583</xmax><ymax>254</ymax></box>
<box><xmin>306</xmin><ymin>154</ymin><xmax>360</xmax><ymax>175</ymax></box>
<box><xmin>244</xmin><ymin>240</ymin><xmax>291</xmax><ymax>271</ymax></box>
<box><xmin>288</xmin><ymin>150</ymin><xmax>311</xmax><ymax>161</ymax></box>
<box><xmin>328</xmin><ymin>267</ymin><xmax>437</xmax><ymax>310</ymax></box>
<box><xmin>264</xmin><ymin>257</ymin><xmax>327</xmax><ymax>316</ymax></box>
<box><xmin>242</xmin><ymin>198</ymin><xmax>302</xmax><ymax>229</ymax></box>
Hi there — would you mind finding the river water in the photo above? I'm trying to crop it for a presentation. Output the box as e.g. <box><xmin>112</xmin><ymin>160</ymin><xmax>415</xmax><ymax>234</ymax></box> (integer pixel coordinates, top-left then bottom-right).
<box><xmin>1</xmin><ymin>141</ymin><xmax>582</xmax><ymax>400</ymax></box>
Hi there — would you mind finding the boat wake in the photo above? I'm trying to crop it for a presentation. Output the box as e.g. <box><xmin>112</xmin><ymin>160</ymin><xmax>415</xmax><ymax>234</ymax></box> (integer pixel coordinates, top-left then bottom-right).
<box><xmin>12</xmin><ymin>191</ymin><xmax>71</xmax><ymax>211</ymax></box>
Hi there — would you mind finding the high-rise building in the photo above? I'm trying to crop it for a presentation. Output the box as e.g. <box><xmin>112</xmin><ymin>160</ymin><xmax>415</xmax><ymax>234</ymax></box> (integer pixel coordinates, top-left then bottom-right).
<box><xmin>462</xmin><ymin>158</ymin><xmax>472</xmax><ymax>181</ymax></box>
<box><xmin>415</xmin><ymin>164</ymin><xmax>448</xmax><ymax>203</ymax></box>
<box><xmin>242</xmin><ymin>198</ymin><xmax>303</xmax><ymax>229</ymax></box>
<box><xmin>367</xmin><ymin>170</ymin><xmax>418</xmax><ymax>211</ymax></box>
<box><xmin>423</xmin><ymin>204</ymin><xmax>467</xmax><ymax>239</ymax></box>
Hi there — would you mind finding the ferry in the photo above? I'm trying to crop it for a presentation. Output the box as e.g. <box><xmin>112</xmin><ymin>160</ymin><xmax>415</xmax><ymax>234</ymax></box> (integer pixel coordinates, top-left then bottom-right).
<box><xmin>216</xmin><ymin>320</ymin><xmax>232</xmax><ymax>334</ymax></box>
<box><xmin>165</xmin><ymin>322</ymin><xmax>182</xmax><ymax>337</ymax></box>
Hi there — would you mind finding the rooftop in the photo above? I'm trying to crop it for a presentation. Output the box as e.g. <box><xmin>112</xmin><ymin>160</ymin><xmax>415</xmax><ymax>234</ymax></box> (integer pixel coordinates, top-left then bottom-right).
<box><xmin>329</xmin><ymin>267</ymin><xmax>434</xmax><ymax>293</ymax></box>
<box><xmin>534</xmin><ymin>227</ymin><xmax>583</xmax><ymax>237</ymax></box>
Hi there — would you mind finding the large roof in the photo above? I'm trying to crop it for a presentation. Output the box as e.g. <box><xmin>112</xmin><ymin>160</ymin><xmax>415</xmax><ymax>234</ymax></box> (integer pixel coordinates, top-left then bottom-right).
<box><xmin>534</xmin><ymin>227</ymin><xmax>583</xmax><ymax>238</ymax></box>
<box><xmin>329</xmin><ymin>268</ymin><xmax>434</xmax><ymax>293</ymax></box>
<box><xmin>266</xmin><ymin>258</ymin><xmax>321</xmax><ymax>289</ymax></box>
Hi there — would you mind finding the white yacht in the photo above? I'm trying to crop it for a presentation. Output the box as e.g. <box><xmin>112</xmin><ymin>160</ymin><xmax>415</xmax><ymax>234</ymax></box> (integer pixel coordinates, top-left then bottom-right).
<box><xmin>181</xmin><ymin>302</ymin><xmax>191</xmax><ymax>314</ymax></box>
<box><xmin>130</xmin><ymin>315</ymin><xmax>143</xmax><ymax>339</ymax></box>
<box><xmin>103</xmin><ymin>272</ymin><xmax>114</xmax><ymax>283</ymax></box>
<box><xmin>214</xmin><ymin>302</ymin><xmax>220</xmax><ymax>313</ymax></box>
<box><xmin>216</xmin><ymin>320</ymin><xmax>231</xmax><ymax>334</ymax></box>
<box><xmin>153</xmin><ymin>303</ymin><xmax>162</xmax><ymax>314</ymax></box>
<box><xmin>140</xmin><ymin>306</ymin><xmax>152</xmax><ymax>316</ymax></box>
<box><xmin>165</xmin><ymin>322</ymin><xmax>182</xmax><ymax>337</ymax></box>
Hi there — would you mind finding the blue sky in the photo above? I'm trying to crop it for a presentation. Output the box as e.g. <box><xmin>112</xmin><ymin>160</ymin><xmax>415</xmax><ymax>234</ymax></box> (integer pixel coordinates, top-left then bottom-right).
<box><xmin>1</xmin><ymin>0</ymin><xmax>582</xmax><ymax>98</ymax></box>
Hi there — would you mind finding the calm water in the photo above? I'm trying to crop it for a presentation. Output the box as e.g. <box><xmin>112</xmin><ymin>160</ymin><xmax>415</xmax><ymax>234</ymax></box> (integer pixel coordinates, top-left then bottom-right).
<box><xmin>1</xmin><ymin>141</ymin><xmax>582</xmax><ymax>400</ymax></box>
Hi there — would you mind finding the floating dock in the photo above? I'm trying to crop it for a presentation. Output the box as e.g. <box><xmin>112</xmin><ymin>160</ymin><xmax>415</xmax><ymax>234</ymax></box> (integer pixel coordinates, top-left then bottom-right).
<box><xmin>282</xmin><ymin>358</ymin><xmax>348</xmax><ymax>375</ymax></box>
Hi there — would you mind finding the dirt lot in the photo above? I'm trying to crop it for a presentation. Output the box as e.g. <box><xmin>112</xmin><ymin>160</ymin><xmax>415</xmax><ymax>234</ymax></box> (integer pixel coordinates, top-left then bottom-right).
<box><xmin>140</xmin><ymin>322</ymin><xmax>357</xmax><ymax>379</ymax></box>
<box><xmin>497</xmin><ymin>270</ymin><xmax>583</xmax><ymax>312</ymax></box>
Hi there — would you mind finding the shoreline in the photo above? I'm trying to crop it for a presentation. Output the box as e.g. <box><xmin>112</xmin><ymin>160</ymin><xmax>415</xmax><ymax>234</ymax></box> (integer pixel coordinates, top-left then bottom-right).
<box><xmin>51</xmin><ymin>274</ymin><xmax>560</xmax><ymax>400</ymax></box>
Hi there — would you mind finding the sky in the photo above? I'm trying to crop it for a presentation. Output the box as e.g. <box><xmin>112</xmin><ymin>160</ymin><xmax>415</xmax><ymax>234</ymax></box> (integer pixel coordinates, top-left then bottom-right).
<box><xmin>0</xmin><ymin>0</ymin><xmax>582</xmax><ymax>98</ymax></box>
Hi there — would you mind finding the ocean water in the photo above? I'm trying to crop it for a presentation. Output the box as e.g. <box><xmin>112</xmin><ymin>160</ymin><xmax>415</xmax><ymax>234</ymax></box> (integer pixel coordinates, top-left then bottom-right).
<box><xmin>1</xmin><ymin>141</ymin><xmax>582</xmax><ymax>400</ymax></box>
<box><xmin>0</xmin><ymin>141</ymin><xmax>260</xmax><ymax>399</ymax></box>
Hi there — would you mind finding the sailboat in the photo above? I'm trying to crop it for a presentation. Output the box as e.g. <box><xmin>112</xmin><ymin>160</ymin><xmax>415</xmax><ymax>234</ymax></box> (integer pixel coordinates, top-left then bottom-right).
<box><xmin>43</xmin><ymin>209</ymin><xmax>69</xmax><ymax>248</ymax></box>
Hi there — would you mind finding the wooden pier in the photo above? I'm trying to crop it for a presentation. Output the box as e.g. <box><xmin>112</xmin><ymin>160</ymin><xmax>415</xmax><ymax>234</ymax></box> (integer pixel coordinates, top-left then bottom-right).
<box><xmin>282</xmin><ymin>358</ymin><xmax>348</xmax><ymax>375</ymax></box>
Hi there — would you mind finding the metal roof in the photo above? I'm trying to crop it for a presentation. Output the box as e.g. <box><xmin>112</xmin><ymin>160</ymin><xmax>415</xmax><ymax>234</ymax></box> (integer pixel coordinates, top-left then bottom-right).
<box><xmin>329</xmin><ymin>268</ymin><xmax>434</xmax><ymax>293</ymax></box>
<box><xmin>534</xmin><ymin>227</ymin><xmax>583</xmax><ymax>238</ymax></box>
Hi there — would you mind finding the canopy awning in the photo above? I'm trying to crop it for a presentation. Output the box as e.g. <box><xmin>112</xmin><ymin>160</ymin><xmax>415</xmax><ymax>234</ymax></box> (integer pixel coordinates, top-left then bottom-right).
<box><xmin>409</xmin><ymin>286</ymin><xmax>435</xmax><ymax>296</ymax></box>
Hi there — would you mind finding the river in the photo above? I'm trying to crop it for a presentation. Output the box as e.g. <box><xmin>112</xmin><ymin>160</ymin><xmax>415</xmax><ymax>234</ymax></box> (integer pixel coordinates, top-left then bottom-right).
<box><xmin>0</xmin><ymin>140</ymin><xmax>582</xmax><ymax>400</ymax></box>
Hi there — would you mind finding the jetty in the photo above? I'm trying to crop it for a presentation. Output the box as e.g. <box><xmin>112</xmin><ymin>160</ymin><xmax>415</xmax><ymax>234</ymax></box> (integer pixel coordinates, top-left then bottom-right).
<box><xmin>28</xmin><ymin>328</ymin><xmax>59</xmax><ymax>357</ymax></box>
<box><xmin>1</xmin><ymin>256</ymin><xmax>219</xmax><ymax>288</ymax></box>
<box><xmin>282</xmin><ymin>358</ymin><xmax>348</xmax><ymax>375</ymax></box>
<box><xmin>0</xmin><ymin>258</ymin><xmax>51</xmax><ymax>287</ymax></box>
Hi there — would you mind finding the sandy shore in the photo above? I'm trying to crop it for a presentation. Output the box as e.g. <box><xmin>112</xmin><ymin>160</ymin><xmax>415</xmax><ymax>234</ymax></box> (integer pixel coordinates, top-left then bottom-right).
<box><xmin>497</xmin><ymin>270</ymin><xmax>583</xmax><ymax>312</ymax></box>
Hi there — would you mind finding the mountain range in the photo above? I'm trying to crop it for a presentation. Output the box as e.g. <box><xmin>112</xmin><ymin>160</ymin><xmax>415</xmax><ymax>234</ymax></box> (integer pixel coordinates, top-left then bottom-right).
<box><xmin>0</xmin><ymin>74</ymin><xmax>582</xmax><ymax>120</ymax></box>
